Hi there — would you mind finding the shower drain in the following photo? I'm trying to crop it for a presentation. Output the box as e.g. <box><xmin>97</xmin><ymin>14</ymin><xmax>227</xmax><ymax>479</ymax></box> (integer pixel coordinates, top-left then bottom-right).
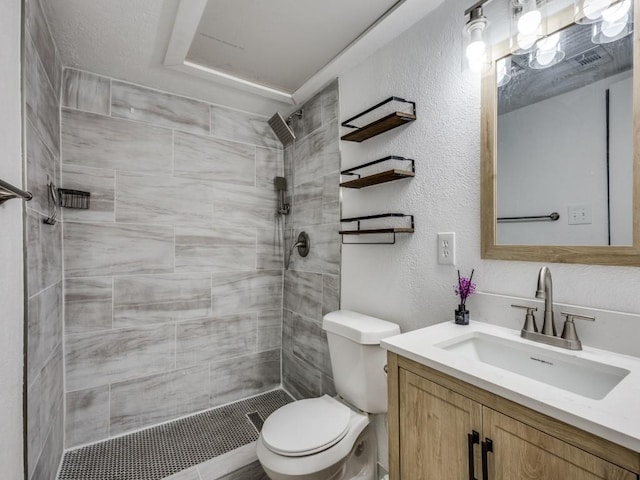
<box><xmin>58</xmin><ymin>389</ymin><xmax>292</xmax><ymax>480</ymax></box>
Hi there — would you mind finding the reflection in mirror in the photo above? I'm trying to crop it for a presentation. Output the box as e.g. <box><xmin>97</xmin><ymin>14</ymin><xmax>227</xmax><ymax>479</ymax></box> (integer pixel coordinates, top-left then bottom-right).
<box><xmin>496</xmin><ymin>19</ymin><xmax>633</xmax><ymax>246</ymax></box>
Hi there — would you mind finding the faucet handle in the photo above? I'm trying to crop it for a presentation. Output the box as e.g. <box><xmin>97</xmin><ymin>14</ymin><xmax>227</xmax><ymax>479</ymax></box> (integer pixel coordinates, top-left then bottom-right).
<box><xmin>560</xmin><ymin>312</ymin><xmax>595</xmax><ymax>343</ymax></box>
<box><xmin>511</xmin><ymin>304</ymin><xmax>538</xmax><ymax>333</ymax></box>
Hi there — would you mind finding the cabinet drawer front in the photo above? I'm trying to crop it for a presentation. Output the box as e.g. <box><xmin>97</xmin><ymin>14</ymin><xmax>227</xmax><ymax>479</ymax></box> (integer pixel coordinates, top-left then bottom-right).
<box><xmin>399</xmin><ymin>369</ymin><xmax>482</xmax><ymax>479</ymax></box>
<box><xmin>483</xmin><ymin>407</ymin><xmax>636</xmax><ymax>480</ymax></box>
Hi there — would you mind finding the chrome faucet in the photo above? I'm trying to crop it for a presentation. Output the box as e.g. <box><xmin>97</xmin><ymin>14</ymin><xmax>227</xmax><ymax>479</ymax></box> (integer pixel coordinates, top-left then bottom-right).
<box><xmin>511</xmin><ymin>266</ymin><xmax>595</xmax><ymax>350</ymax></box>
<box><xmin>535</xmin><ymin>266</ymin><xmax>556</xmax><ymax>336</ymax></box>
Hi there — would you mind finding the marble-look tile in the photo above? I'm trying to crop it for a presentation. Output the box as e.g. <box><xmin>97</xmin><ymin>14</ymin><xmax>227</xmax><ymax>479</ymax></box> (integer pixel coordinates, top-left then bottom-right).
<box><xmin>197</xmin><ymin>443</ymin><xmax>257</xmax><ymax>480</ymax></box>
<box><xmin>321</xmin><ymin>373</ymin><xmax>337</xmax><ymax>397</ymax></box>
<box><xmin>216</xmin><ymin>461</ymin><xmax>268</xmax><ymax>480</ymax></box>
<box><xmin>212</xmin><ymin>183</ymin><xmax>277</xmax><ymax>229</ymax></box>
<box><xmin>211</xmin><ymin>271</ymin><xmax>282</xmax><ymax>315</ymax></box>
<box><xmin>26</xmin><ymin>208</ymin><xmax>62</xmax><ymax>295</ymax></box>
<box><xmin>292</xmin><ymin>311</ymin><xmax>331</xmax><ymax>378</ymax></box>
<box><xmin>116</xmin><ymin>171</ymin><xmax>215</xmax><ymax>226</ymax></box>
<box><xmin>322</xmin><ymin>172</ymin><xmax>341</xmax><ymax>224</ymax></box>
<box><xmin>61</xmin><ymin>109</ymin><xmax>173</xmax><ymax>174</ymax></box>
<box><xmin>24</xmin><ymin>33</ymin><xmax>38</xmax><ymax>122</ymax></box>
<box><xmin>210</xmin><ymin>106</ymin><xmax>280</xmax><ymax>149</ymax></box>
<box><xmin>321</xmin><ymin>80</ymin><xmax>339</xmax><ymax>124</ymax></box>
<box><xmin>292</xmin><ymin>178</ymin><xmax>323</xmax><ymax>227</ymax></box>
<box><xmin>110</xmin><ymin>365</ymin><xmax>210</xmax><ymax>436</ymax></box>
<box><xmin>257</xmin><ymin>310</ymin><xmax>282</xmax><ymax>352</ymax></box>
<box><xmin>25</xmin><ymin>119</ymin><xmax>58</xmax><ymax>219</ymax></box>
<box><xmin>65</xmin><ymin>385</ymin><xmax>110</xmax><ymax>448</ymax></box>
<box><xmin>210</xmin><ymin>350</ymin><xmax>280</xmax><ymax>406</ymax></box>
<box><xmin>255</xmin><ymin>147</ymin><xmax>283</xmax><ymax>189</ymax></box>
<box><xmin>65</xmin><ymin>277</ymin><xmax>113</xmax><ymax>335</ymax></box>
<box><xmin>292</xmin><ymin>94</ymin><xmax>322</xmax><ymax>141</ymax></box>
<box><xmin>283</xmin><ymin>270</ymin><xmax>322</xmax><ymax>320</ymax></box>
<box><xmin>113</xmin><ymin>273</ymin><xmax>211</xmax><ymax>328</ymax></box>
<box><xmin>111</xmin><ymin>81</ymin><xmax>209</xmax><ymax>134</ymax></box>
<box><xmin>293</xmin><ymin>120</ymin><xmax>340</xmax><ymax>187</ymax></box>
<box><xmin>64</xmin><ymin>222</ymin><xmax>174</xmax><ymax>277</ymax></box>
<box><xmin>30</xmin><ymin>390</ymin><xmax>64</xmax><ymax>480</ymax></box>
<box><xmin>27</xmin><ymin>343</ymin><xmax>63</xmax><ymax>477</ymax></box>
<box><xmin>256</xmin><ymin>224</ymin><xmax>283</xmax><ymax>270</ymax></box>
<box><xmin>322</xmin><ymin>274</ymin><xmax>341</xmax><ymax>316</ymax></box>
<box><xmin>61</xmin><ymin>164</ymin><xmax>115</xmax><ymax>223</ymax></box>
<box><xmin>287</xmin><ymin>223</ymin><xmax>340</xmax><ymax>275</ymax></box>
<box><xmin>27</xmin><ymin>282</ymin><xmax>62</xmax><ymax>385</ymax></box>
<box><xmin>62</xmin><ymin>69</ymin><xmax>110</xmax><ymax>115</ymax></box>
<box><xmin>175</xmin><ymin>227</ymin><xmax>256</xmax><ymax>273</ymax></box>
<box><xmin>35</xmin><ymin>54</ymin><xmax>60</xmax><ymax>157</ymax></box>
<box><xmin>165</xmin><ymin>467</ymin><xmax>201</xmax><ymax>480</ymax></box>
<box><xmin>176</xmin><ymin>313</ymin><xmax>258</xmax><ymax>368</ymax></box>
<box><xmin>282</xmin><ymin>350</ymin><xmax>321</xmax><ymax>400</ymax></box>
<box><xmin>174</xmin><ymin>131</ymin><xmax>255</xmax><ymax>186</ymax></box>
<box><xmin>65</xmin><ymin>323</ymin><xmax>175</xmax><ymax>391</ymax></box>
<box><xmin>282</xmin><ymin>309</ymin><xmax>294</xmax><ymax>355</ymax></box>
<box><xmin>26</xmin><ymin>0</ymin><xmax>59</xmax><ymax>98</ymax></box>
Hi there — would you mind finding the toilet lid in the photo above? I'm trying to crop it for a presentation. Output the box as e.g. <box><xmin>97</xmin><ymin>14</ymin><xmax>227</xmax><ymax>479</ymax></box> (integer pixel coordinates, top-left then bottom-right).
<box><xmin>261</xmin><ymin>395</ymin><xmax>351</xmax><ymax>457</ymax></box>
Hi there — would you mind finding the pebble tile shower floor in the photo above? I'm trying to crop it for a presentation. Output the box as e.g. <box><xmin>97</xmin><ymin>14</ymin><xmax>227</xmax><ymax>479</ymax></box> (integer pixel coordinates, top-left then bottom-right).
<box><xmin>58</xmin><ymin>390</ymin><xmax>293</xmax><ymax>480</ymax></box>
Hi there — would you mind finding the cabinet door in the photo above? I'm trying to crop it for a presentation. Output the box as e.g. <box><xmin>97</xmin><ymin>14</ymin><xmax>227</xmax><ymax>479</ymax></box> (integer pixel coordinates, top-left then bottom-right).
<box><xmin>399</xmin><ymin>369</ymin><xmax>482</xmax><ymax>479</ymax></box>
<box><xmin>483</xmin><ymin>407</ymin><xmax>636</xmax><ymax>480</ymax></box>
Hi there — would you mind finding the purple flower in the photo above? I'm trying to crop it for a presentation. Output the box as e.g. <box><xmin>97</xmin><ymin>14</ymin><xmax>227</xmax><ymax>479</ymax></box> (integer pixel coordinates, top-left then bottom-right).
<box><xmin>455</xmin><ymin>277</ymin><xmax>476</xmax><ymax>304</ymax></box>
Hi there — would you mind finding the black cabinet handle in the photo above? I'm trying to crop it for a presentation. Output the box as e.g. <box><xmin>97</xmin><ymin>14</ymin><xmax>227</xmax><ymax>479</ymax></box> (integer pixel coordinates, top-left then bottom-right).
<box><xmin>467</xmin><ymin>431</ymin><xmax>480</xmax><ymax>480</ymax></box>
<box><xmin>481</xmin><ymin>438</ymin><xmax>493</xmax><ymax>480</ymax></box>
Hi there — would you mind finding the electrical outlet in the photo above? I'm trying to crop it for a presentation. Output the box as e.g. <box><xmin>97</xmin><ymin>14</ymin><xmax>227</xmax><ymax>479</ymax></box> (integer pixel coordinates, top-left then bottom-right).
<box><xmin>568</xmin><ymin>204</ymin><xmax>592</xmax><ymax>225</ymax></box>
<box><xmin>438</xmin><ymin>232</ymin><xmax>455</xmax><ymax>265</ymax></box>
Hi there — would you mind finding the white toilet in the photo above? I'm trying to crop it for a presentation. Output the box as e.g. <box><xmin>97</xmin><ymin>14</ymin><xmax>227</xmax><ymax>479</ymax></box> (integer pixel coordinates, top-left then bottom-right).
<box><xmin>257</xmin><ymin>310</ymin><xmax>400</xmax><ymax>480</ymax></box>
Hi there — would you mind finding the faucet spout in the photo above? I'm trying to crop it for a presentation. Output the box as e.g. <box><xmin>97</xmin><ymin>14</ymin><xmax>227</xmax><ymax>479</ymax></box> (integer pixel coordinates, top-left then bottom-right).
<box><xmin>535</xmin><ymin>266</ymin><xmax>556</xmax><ymax>336</ymax></box>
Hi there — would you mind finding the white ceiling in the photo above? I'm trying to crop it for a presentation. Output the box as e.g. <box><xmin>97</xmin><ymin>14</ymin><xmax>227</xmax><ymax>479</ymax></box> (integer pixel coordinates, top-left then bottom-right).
<box><xmin>187</xmin><ymin>0</ymin><xmax>400</xmax><ymax>94</ymax></box>
<box><xmin>41</xmin><ymin>0</ymin><xmax>446</xmax><ymax>115</ymax></box>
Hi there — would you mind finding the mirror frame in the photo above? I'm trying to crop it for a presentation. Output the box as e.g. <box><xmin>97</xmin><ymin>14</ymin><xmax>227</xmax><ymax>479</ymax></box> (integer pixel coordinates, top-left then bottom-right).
<box><xmin>481</xmin><ymin>0</ymin><xmax>640</xmax><ymax>266</ymax></box>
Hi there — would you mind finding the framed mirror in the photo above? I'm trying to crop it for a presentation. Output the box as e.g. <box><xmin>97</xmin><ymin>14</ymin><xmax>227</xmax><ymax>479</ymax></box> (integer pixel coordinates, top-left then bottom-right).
<box><xmin>481</xmin><ymin>0</ymin><xmax>640</xmax><ymax>266</ymax></box>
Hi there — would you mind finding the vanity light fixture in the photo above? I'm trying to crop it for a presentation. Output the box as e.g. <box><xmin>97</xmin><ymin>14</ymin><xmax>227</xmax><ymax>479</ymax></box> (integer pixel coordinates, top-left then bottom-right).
<box><xmin>463</xmin><ymin>5</ymin><xmax>492</xmax><ymax>73</ymax></box>
<box><xmin>574</xmin><ymin>0</ymin><xmax>613</xmax><ymax>23</ymax></box>
<box><xmin>510</xmin><ymin>0</ymin><xmax>547</xmax><ymax>54</ymax></box>
<box><xmin>591</xmin><ymin>0</ymin><xmax>634</xmax><ymax>43</ymax></box>
<box><xmin>529</xmin><ymin>32</ymin><xmax>566</xmax><ymax>68</ymax></box>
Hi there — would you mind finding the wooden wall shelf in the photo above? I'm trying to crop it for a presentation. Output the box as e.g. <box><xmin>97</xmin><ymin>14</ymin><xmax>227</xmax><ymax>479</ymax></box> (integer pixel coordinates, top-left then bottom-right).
<box><xmin>341</xmin><ymin>97</ymin><xmax>416</xmax><ymax>143</ymax></box>
<box><xmin>340</xmin><ymin>156</ymin><xmax>415</xmax><ymax>189</ymax></box>
<box><xmin>340</xmin><ymin>213</ymin><xmax>414</xmax><ymax>244</ymax></box>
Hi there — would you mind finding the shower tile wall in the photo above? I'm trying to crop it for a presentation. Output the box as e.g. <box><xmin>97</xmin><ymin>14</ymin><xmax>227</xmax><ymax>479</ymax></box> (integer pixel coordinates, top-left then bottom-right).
<box><xmin>24</xmin><ymin>0</ymin><xmax>65</xmax><ymax>478</ymax></box>
<box><xmin>282</xmin><ymin>81</ymin><xmax>341</xmax><ymax>399</ymax></box>
<box><xmin>61</xmin><ymin>68</ymin><xmax>283</xmax><ymax>448</ymax></box>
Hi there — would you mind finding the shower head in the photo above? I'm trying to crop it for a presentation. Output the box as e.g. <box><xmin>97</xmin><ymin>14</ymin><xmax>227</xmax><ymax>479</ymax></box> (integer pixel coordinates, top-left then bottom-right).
<box><xmin>268</xmin><ymin>112</ymin><xmax>296</xmax><ymax>147</ymax></box>
<box><xmin>274</xmin><ymin>176</ymin><xmax>287</xmax><ymax>191</ymax></box>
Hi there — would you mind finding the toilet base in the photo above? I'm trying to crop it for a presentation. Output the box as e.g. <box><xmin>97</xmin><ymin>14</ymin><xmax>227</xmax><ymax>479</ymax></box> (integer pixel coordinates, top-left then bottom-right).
<box><xmin>259</xmin><ymin>423</ymin><xmax>376</xmax><ymax>480</ymax></box>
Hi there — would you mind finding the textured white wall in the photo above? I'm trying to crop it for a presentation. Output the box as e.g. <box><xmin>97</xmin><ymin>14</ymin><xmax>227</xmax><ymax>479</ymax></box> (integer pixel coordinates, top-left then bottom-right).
<box><xmin>0</xmin><ymin>0</ymin><xmax>25</xmax><ymax>476</ymax></box>
<box><xmin>340</xmin><ymin>0</ymin><xmax>640</xmax><ymax>335</ymax></box>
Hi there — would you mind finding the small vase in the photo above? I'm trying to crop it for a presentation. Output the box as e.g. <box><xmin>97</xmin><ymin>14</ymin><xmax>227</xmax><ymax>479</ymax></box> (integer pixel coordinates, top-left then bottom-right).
<box><xmin>455</xmin><ymin>304</ymin><xmax>469</xmax><ymax>325</ymax></box>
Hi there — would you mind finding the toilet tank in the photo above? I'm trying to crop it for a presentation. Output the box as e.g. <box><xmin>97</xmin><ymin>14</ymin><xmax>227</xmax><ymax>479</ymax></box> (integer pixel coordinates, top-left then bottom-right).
<box><xmin>322</xmin><ymin>310</ymin><xmax>400</xmax><ymax>414</ymax></box>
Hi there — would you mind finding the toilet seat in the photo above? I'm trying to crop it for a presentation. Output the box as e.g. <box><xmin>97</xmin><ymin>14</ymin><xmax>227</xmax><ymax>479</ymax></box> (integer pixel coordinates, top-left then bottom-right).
<box><xmin>261</xmin><ymin>395</ymin><xmax>351</xmax><ymax>456</ymax></box>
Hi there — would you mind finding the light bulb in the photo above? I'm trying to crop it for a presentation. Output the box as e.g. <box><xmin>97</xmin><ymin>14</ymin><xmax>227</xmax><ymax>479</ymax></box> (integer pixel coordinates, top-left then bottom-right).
<box><xmin>582</xmin><ymin>0</ymin><xmax>612</xmax><ymax>19</ymax></box>
<box><xmin>517</xmin><ymin>32</ymin><xmax>538</xmax><ymax>50</ymax></box>
<box><xmin>602</xmin><ymin>0</ymin><xmax>631</xmax><ymax>22</ymax></box>
<box><xmin>466</xmin><ymin>41</ymin><xmax>486</xmax><ymax>60</ymax></box>
<box><xmin>518</xmin><ymin>10</ymin><xmax>542</xmax><ymax>35</ymax></box>
<box><xmin>537</xmin><ymin>32</ymin><xmax>560</xmax><ymax>50</ymax></box>
<box><xmin>535</xmin><ymin>48</ymin><xmax>556</xmax><ymax>66</ymax></box>
<box><xmin>601</xmin><ymin>13</ymin><xmax>629</xmax><ymax>36</ymax></box>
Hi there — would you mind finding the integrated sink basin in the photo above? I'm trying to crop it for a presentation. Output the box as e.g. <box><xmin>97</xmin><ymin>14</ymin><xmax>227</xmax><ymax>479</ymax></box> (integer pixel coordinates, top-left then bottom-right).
<box><xmin>436</xmin><ymin>332</ymin><xmax>629</xmax><ymax>400</ymax></box>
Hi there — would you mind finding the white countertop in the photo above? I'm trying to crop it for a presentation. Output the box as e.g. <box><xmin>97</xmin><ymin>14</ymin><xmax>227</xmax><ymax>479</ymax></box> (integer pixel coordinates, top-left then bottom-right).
<box><xmin>381</xmin><ymin>320</ymin><xmax>640</xmax><ymax>453</ymax></box>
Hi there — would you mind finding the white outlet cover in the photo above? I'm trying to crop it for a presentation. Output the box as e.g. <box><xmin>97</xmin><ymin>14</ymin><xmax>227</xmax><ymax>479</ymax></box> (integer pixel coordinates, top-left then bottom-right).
<box><xmin>438</xmin><ymin>232</ymin><xmax>455</xmax><ymax>265</ymax></box>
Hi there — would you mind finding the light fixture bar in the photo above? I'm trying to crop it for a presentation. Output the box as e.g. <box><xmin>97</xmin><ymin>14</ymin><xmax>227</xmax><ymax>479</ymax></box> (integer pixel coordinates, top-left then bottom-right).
<box><xmin>465</xmin><ymin>0</ymin><xmax>494</xmax><ymax>16</ymax></box>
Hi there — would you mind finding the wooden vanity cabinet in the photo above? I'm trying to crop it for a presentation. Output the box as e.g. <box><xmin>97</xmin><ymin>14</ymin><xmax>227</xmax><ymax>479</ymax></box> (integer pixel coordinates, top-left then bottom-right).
<box><xmin>388</xmin><ymin>353</ymin><xmax>640</xmax><ymax>480</ymax></box>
